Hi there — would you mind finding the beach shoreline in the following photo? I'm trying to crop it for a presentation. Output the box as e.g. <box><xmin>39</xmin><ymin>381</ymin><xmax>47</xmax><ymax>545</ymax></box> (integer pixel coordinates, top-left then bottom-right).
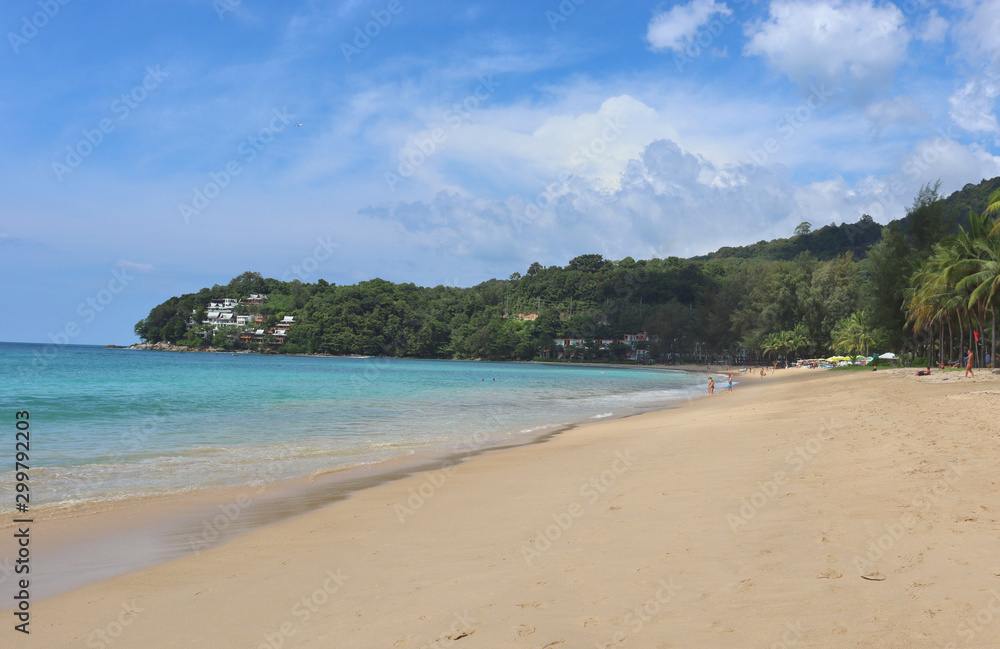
<box><xmin>0</xmin><ymin>366</ymin><xmax>709</xmax><ymax>602</ymax></box>
<box><xmin>5</xmin><ymin>367</ymin><xmax>999</xmax><ymax>648</ymax></box>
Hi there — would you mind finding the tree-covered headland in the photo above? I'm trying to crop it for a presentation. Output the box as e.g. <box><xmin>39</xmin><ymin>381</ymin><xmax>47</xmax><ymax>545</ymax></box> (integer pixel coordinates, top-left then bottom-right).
<box><xmin>135</xmin><ymin>178</ymin><xmax>1000</xmax><ymax>367</ymax></box>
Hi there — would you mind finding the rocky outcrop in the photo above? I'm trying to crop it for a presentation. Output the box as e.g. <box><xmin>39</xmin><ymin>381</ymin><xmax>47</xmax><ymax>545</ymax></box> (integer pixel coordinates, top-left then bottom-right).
<box><xmin>128</xmin><ymin>341</ymin><xmax>209</xmax><ymax>352</ymax></box>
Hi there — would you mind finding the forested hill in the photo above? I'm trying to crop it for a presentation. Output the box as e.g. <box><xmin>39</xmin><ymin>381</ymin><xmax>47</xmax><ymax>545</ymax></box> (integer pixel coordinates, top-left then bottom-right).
<box><xmin>692</xmin><ymin>215</ymin><xmax>882</xmax><ymax>262</ymax></box>
<box><xmin>134</xmin><ymin>176</ymin><xmax>1000</xmax><ymax>362</ymax></box>
<box><xmin>695</xmin><ymin>176</ymin><xmax>1000</xmax><ymax>262</ymax></box>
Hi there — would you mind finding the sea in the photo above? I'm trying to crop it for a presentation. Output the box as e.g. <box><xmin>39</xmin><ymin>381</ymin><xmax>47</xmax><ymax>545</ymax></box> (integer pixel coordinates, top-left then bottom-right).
<box><xmin>0</xmin><ymin>342</ymin><xmax>707</xmax><ymax>515</ymax></box>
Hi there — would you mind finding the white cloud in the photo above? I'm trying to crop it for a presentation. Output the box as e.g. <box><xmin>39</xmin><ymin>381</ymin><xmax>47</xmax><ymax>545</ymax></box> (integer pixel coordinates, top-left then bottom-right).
<box><xmin>947</xmin><ymin>1</ymin><xmax>1000</xmax><ymax>137</ymax></box>
<box><xmin>949</xmin><ymin>73</ymin><xmax>1000</xmax><ymax>135</ymax></box>
<box><xmin>901</xmin><ymin>137</ymin><xmax>1000</xmax><ymax>191</ymax></box>
<box><xmin>865</xmin><ymin>95</ymin><xmax>928</xmax><ymax>134</ymax></box>
<box><xmin>918</xmin><ymin>10</ymin><xmax>948</xmax><ymax>44</ymax></box>
<box><xmin>393</xmin><ymin>95</ymin><xmax>681</xmax><ymax>195</ymax></box>
<box><xmin>357</xmin><ymin>136</ymin><xmax>935</xmax><ymax>268</ymax></box>
<box><xmin>951</xmin><ymin>0</ymin><xmax>1000</xmax><ymax>61</ymax></box>
<box><xmin>646</xmin><ymin>0</ymin><xmax>733</xmax><ymax>53</ymax></box>
<box><xmin>743</xmin><ymin>0</ymin><xmax>910</xmax><ymax>92</ymax></box>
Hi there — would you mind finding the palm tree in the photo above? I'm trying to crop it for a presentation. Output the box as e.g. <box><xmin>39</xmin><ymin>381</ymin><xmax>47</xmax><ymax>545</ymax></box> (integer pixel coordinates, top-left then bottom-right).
<box><xmin>985</xmin><ymin>188</ymin><xmax>1000</xmax><ymax>236</ymax></box>
<box><xmin>906</xmin><ymin>209</ymin><xmax>1000</xmax><ymax>367</ymax></box>
<box><xmin>957</xmin><ymin>236</ymin><xmax>1000</xmax><ymax>368</ymax></box>
<box><xmin>832</xmin><ymin>311</ymin><xmax>876</xmax><ymax>357</ymax></box>
<box><xmin>761</xmin><ymin>332</ymin><xmax>781</xmax><ymax>364</ymax></box>
<box><xmin>789</xmin><ymin>323</ymin><xmax>810</xmax><ymax>361</ymax></box>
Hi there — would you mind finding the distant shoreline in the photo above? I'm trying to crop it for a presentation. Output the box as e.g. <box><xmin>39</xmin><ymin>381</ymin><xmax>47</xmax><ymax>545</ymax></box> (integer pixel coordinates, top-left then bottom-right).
<box><xmin>123</xmin><ymin>341</ymin><xmax>740</xmax><ymax>373</ymax></box>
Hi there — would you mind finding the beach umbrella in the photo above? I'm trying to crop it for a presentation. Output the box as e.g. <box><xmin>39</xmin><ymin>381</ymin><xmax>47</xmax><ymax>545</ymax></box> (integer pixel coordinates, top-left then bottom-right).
<box><xmin>878</xmin><ymin>352</ymin><xmax>897</xmax><ymax>359</ymax></box>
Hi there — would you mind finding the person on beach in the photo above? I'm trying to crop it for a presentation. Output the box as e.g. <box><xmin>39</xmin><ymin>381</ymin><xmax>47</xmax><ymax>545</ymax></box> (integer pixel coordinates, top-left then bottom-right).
<box><xmin>965</xmin><ymin>349</ymin><xmax>975</xmax><ymax>378</ymax></box>
<box><xmin>727</xmin><ymin>373</ymin><xmax>733</xmax><ymax>392</ymax></box>
<box><xmin>916</xmin><ymin>367</ymin><xmax>931</xmax><ymax>376</ymax></box>
<box><xmin>708</xmin><ymin>377</ymin><xmax>715</xmax><ymax>395</ymax></box>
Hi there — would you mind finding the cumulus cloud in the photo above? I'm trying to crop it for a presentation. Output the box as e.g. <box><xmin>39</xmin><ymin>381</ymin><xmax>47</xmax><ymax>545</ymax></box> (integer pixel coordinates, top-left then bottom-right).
<box><xmin>743</xmin><ymin>0</ymin><xmax>910</xmax><ymax>93</ymax></box>
<box><xmin>393</xmin><ymin>95</ymin><xmax>680</xmax><ymax>195</ymax></box>
<box><xmin>360</xmin><ymin>137</ymin><xmax>902</xmax><ymax>269</ymax></box>
<box><xmin>646</xmin><ymin>0</ymin><xmax>733</xmax><ymax>53</ymax></box>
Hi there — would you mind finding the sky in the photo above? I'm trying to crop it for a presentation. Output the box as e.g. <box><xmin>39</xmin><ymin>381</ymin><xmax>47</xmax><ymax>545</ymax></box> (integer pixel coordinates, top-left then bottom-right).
<box><xmin>2</xmin><ymin>0</ymin><xmax>1000</xmax><ymax>345</ymax></box>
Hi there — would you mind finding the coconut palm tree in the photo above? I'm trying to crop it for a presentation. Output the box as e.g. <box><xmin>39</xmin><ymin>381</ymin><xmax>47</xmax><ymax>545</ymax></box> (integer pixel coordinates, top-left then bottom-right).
<box><xmin>956</xmin><ymin>236</ymin><xmax>1000</xmax><ymax>368</ymax></box>
<box><xmin>832</xmin><ymin>311</ymin><xmax>876</xmax><ymax>357</ymax></box>
<box><xmin>986</xmin><ymin>188</ymin><xmax>1000</xmax><ymax>236</ymax></box>
<box><xmin>789</xmin><ymin>323</ymin><xmax>811</xmax><ymax>361</ymax></box>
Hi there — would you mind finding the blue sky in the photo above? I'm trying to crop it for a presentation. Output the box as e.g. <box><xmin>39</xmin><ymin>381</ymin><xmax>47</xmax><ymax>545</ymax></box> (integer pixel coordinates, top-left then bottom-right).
<box><xmin>2</xmin><ymin>0</ymin><xmax>999</xmax><ymax>345</ymax></box>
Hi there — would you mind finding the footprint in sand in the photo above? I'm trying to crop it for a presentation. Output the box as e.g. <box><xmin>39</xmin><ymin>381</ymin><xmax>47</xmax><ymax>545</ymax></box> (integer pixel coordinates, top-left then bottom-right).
<box><xmin>515</xmin><ymin>624</ymin><xmax>535</xmax><ymax>637</ymax></box>
<box><xmin>529</xmin><ymin>582</ymin><xmax>547</xmax><ymax>591</ymax></box>
<box><xmin>516</xmin><ymin>600</ymin><xmax>554</xmax><ymax>609</ymax></box>
<box><xmin>583</xmin><ymin>618</ymin><xmax>598</xmax><ymax>628</ymax></box>
<box><xmin>542</xmin><ymin>642</ymin><xmax>565</xmax><ymax>648</ymax></box>
<box><xmin>393</xmin><ymin>636</ymin><xmax>411</xmax><ymax>647</ymax></box>
<box><xmin>817</xmin><ymin>569</ymin><xmax>842</xmax><ymax>579</ymax></box>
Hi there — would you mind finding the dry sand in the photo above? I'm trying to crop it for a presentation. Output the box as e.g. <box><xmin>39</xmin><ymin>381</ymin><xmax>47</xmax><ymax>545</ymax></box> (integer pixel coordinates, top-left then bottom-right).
<box><xmin>4</xmin><ymin>367</ymin><xmax>1000</xmax><ymax>648</ymax></box>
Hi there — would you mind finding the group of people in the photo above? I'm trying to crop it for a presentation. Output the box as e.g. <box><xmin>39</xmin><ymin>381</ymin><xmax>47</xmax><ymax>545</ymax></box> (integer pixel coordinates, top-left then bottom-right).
<box><xmin>707</xmin><ymin>373</ymin><xmax>734</xmax><ymax>395</ymax></box>
<box><xmin>920</xmin><ymin>349</ymin><xmax>980</xmax><ymax>377</ymax></box>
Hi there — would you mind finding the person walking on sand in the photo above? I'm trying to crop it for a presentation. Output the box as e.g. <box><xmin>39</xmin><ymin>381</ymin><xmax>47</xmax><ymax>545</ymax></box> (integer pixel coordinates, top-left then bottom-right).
<box><xmin>727</xmin><ymin>373</ymin><xmax>733</xmax><ymax>392</ymax></box>
<box><xmin>708</xmin><ymin>377</ymin><xmax>715</xmax><ymax>395</ymax></box>
<box><xmin>965</xmin><ymin>349</ymin><xmax>975</xmax><ymax>378</ymax></box>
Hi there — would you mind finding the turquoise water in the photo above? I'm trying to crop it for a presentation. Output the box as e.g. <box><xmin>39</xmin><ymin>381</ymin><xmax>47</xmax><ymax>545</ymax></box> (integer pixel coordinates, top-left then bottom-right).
<box><xmin>0</xmin><ymin>342</ymin><xmax>705</xmax><ymax>512</ymax></box>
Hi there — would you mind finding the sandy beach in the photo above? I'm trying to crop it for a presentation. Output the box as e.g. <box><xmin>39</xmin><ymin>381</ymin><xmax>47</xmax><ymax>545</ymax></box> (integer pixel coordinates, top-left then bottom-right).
<box><xmin>5</xmin><ymin>366</ymin><xmax>1000</xmax><ymax>648</ymax></box>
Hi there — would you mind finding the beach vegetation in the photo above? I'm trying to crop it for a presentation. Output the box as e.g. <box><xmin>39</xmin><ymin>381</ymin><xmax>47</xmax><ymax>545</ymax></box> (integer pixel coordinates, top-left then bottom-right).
<box><xmin>134</xmin><ymin>177</ymin><xmax>1000</xmax><ymax>366</ymax></box>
